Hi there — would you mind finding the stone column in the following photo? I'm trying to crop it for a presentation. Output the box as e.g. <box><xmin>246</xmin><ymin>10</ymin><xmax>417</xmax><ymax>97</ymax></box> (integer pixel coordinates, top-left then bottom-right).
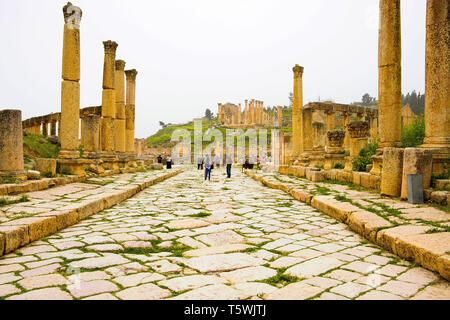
<box><xmin>50</xmin><ymin>119</ymin><xmax>57</xmax><ymax>136</ymax></box>
<box><xmin>277</xmin><ymin>106</ymin><xmax>283</xmax><ymax>127</ymax></box>
<box><xmin>343</xmin><ymin>112</ymin><xmax>351</xmax><ymax>151</ymax></box>
<box><xmin>378</xmin><ymin>0</ymin><xmax>402</xmax><ymax>148</ymax></box>
<box><xmin>291</xmin><ymin>64</ymin><xmax>304</xmax><ymax>160</ymax></box>
<box><xmin>369</xmin><ymin>113</ymin><xmax>378</xmax><ymax>142</ymax></box>
<box><xmin>244</xmin><ymin>100</ymin><xmax>249</xmax><ymax>125</ymax></box>
<box><xmin>59</xmin><ymin>2</ymin><xmax>82</xmax><ymax>160</ymax></box>
<box><xmin>0</xmin><ymin>110</ymin><xmax>26</xmax><ymax>180</ymax></box>
<box><xmin>114</xmin><ymin>59</ymin><xmax>126</xmax><ymax>157</ymax></box>
<box><xmin>125</xmin><ymin>69</ymin><xmax>137</xmax><ymax>156</ymax></box>
<box><xmin>42</xmin><ymin>122</ymin><xmax>48</xmax><ymax>137</ymax></box>
<box><xmin>218</xmin><ymin>103</ymin><xmax>224</xmax><ymax>123</ymax></box>
<box><xmin>325</xmin><ymin>109</ymin><xmax>335</xmax><ymax>149</ymax></box>
<box><xmin>81</xmin><ymin>114</ymin><xmax>100</xmax><ymax>158</ymax></box>
<box><xmin>301</xmin><ymin>108</ymin><xmax>313</xmax><ymax>158</ymax></box>
<box><xmin>249</xmin><ymin>100</ymin><xmax>254</xmax><ymax>124</ymax></box>
<box><xmin>344</xmin><ymin>121</ymin><xmax>369</xmax><ymax>172</ymax></box>
<box><xmin>57</xmin><ymin>2</ymin><xmax>91</xmax><ymax>176</ymax></box>
<box><xmin>421</xmin><ymin>0</ymin><xmax>450</xmax><ymax>174</ymax></box>
<box><xmin>100</xmin><ymin>40</ymin><xmax>118</xmax><ymax>158</ymax></box>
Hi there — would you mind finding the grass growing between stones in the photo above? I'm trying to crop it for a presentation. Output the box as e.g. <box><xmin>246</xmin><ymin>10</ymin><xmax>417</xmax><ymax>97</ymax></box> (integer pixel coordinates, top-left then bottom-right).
<box><xmin>115</xmin><ymin>241</ymin><xmax>192</xmax><ymax>257</ymax></box>
<box><xmin>188</xmin><ymin>212</ymin><xmax>211</xmax><ymax>218</ymax></box>
<box><xmin>262</xmin><ymin>268</ymin><xmax>300</xmax><ymax>286</ymax></box>
<box><xmin>0</xmin><ymin>194</ymin><xmax>29</xmax><ymax>207</ymax></box>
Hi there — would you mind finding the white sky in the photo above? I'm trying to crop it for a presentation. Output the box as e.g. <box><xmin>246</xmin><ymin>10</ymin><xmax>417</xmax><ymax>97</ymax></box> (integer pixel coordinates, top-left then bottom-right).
<box><xmin>0</xmin><ymin>0</ymin><xmax>426</xmax><ymax>138</ymax></box>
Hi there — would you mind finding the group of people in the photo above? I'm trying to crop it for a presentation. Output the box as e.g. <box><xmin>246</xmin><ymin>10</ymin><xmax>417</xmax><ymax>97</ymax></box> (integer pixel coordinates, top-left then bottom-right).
<box><xmin>197</xmin><ymin>154</ymin><xmax>262</xmax><ymax>181</ymax></box>
<box><xmin>157</xmin><ymin>154</ymin><xmax>172</xmax><ymax>169</ymax></box>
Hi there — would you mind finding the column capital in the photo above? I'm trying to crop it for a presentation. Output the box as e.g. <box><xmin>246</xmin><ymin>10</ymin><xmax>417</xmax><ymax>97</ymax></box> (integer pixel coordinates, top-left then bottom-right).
<box><xmin>125</xmin><ymin>69</ymin><xmax>138</xmax><ymax>81</ymax></box>
<box><xmin>115</xmin><ymin>60</ymin><xmax>126</xmax><ymax>71</ymax></box>
<box><xmin>103</xmin><ymin>40</ymin><xmax>118</xmax><ymax>54</ymax></box>
<box><xmin>293</xmin><ymin>64</ymin><xmax>304</xmax><ymax>77</ymax></box>
<box><xmin>63</xmin><ymin>2</ymin><xmax>82</xmax><ymax>27</ymax></box>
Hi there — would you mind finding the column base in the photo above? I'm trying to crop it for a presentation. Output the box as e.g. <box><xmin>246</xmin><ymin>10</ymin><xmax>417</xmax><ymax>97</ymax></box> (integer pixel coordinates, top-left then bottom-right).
<box><xmin>344</xmin><ymin>156</ymin><xmax>354</xmax><ymax>172</ymax></box>
<box><xmin>58</xmin><ymin>150</ymin><xmax>80</xmax><ymax>159</ymax></box>
<box><xmin>324</xmin><ymin>154</ymin><xmax>346</xmax><ymax>171</ymax></box>
<box><xmin>369</xmin><ymin>147</ymin><xmax>384</xmax><ymax>176</ymax></box>
<box><xmin>57</xmin><ymin>158</ymin><xmax>92</xmax><ymax>177</ymax></box>
<box><xmin>309</xmin><ymin>151</ymin><xmax>325</xmax><ymax>168</ymax></box>
<box><xmin>420</xmin><ymin>146</ymin><xmax>450</xmax><ymax>175</ymax></box>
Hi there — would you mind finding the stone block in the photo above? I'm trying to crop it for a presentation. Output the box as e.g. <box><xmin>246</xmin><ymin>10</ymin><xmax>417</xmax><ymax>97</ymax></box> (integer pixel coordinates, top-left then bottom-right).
<box><xmin>381</xmin><ymin>147</ymin><xmax>404</xmax><ymax>197</ymax></box>
<box><xmin>311</xmin><ymin>196</ymin><xmax>359</xmax><ymax>223</ymax></box>
<box><xmin>101</xmin><ymin>89</ymin><xmax>116</xmax><ymax>118</ymax></box>
<box><xmin>360</xmin><ymin>173</ymin><xmax>371</xmax><ymax>189</ymax></box>
<box><xmin>310</xmin><ymin>171</ymin><xmax>324</xmax><ymax>182</ymax></box>
<box><xmin>38</xmin><ymin>210</ymin><xmax>79</xmax><ymax>231</ymax></box>
<box><xmin>352</xmin><ymin>172</ymin><xmax>361</xmax><ymax>185</ymax></box>
<box><xmin>369</xmin><ymin>174</ymin><xmax>381</xmax><ymax>190</ymax></box>
<box><xmin>35</xmin><ymin>159</ymin><xmax>57</xmax><ymax>177</ymax></box>
<box><xmin>435</xmin><ymin>179</ymin><xmax>450</xmax><ymax>189</ymax></box>
<box><xmin>0</xmin><ymin>225</ymin><xmax>30</xmax><ymax>254</ymax></box>
<box><xmin>0</xmin><ymin>232</ymin><xmax>4</xmax><ymax>256</ymax></box>
<box><xmin>4</xmin><ymin>216</ymin><xmax>58</xmax><ymax>242</ymax></box>
<box><xmin>290</xmin><ymin>189</ymin><xmax>313</xmax><ymax>204</ymax></box>
<box><xmin>430</xmin><ymin>191</ymin><xmax>448</xmax><ymax>205</ymax></box>
<box><xmin>436</xmin><ymin>254</ymin><xmax>450</xmax><ymax>281</ymax></box>
<box><xmin>400</xmin><ymin>148</ymin><xmax>432</xmax><ymax>200</ymax></box>
<box><xmin>376</xmin><ymin>225</ymin><xmax>433</xmax><ymax>256</ymax></box>
<box><xmin>347</xmin><ymin>211</ymin><xmax>392</xmax><ymax>243</ymax></box>
<box><xmin>395</xmin><ymin>233</ymin><xmax>450</xmax><ymax>276</ymax></box>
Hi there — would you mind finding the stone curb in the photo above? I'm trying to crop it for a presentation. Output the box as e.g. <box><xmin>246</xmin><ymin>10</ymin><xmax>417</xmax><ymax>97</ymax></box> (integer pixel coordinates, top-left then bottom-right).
<box><xmin>244</xmin><ymin>170</ymin><xmax>450</xmax><ymax>281</ymax></box>
<box><xmin>0</xmin><ymin>169</ymin><xmax>183</xmax><ymax>257</ymax></box>
<box><xmin>0</xmin><ymin>163</ymin><xmax>164</xmax><ymax>196</ymax></box>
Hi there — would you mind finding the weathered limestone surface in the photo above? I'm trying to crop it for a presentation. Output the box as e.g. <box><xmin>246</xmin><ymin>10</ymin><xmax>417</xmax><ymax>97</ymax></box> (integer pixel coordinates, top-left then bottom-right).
<box><xmin>291</xmin><ymin>65</ymin><xmax>304</xmax><ymax>160</ymax></box>
<box><xmin>381</xmin><ymin>147</ymin><xmax>404</xmax><ymax>197</ymax></box>
<box><xmin>0</xmin><ymin>110</ymin><xmax>25</xmax><ymax>176</ymax></box>
<box><xmin>400</xmin><ymin>148</ymin><xmax>433</xmax><ymax>200</ymax></box>
<box><xmin>378</xmin><ymin>0</ymin><xmax>402</xmax><ymax>148</ymax></box>
<box><xmin>0</xmin><ymin>168</ymin><xmax>447</xmax><ymax>300</ymax></box>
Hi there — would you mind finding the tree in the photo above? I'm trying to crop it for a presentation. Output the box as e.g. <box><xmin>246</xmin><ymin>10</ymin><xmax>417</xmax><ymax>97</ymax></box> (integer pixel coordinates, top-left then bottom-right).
<box><xmin>159</xmin><ymin>121</ymin><xmax>166</xmax><ymax>128</ymax></box>
<box><xmin>205</xmin><ymin>108</ymin><xmax>213</xmax><ymax>120</ymax></box>
<box><xmin>361</xmin><ymin>93</ymin><xmax>375</xmax><ymax>106</ymax></box>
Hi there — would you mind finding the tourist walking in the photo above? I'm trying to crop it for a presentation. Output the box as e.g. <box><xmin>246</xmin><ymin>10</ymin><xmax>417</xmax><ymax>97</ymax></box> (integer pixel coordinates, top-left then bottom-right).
<box><xmin>226</xmin><ymin>154</ymin><xmax>233</xmax><ymax>178</ymax></box>
<box><xmin>204</xmin><ymin>155</ymin><xmax>212</xmax><ymax>181</ymax></box>
<box><xmin>166</xmin><ymin>156</ymin><xmax>172</xmax><ymax>169</ymax></box>
<box><xmin>157</xmin><ymin>155</ymin><xmax>162</xmax><ymax>164</ymax></box>
<box><xmin>197</xmin><ymin>155</ymin><xmax>203</xmax><ymax>170</ymax></box>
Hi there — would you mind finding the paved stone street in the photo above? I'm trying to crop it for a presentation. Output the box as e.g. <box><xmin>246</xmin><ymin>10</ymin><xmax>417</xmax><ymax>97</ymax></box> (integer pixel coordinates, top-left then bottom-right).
<box><xmin>0</xmin><ymin>166</ymin><xmax>449</xmax><ymax>300</ymax></box>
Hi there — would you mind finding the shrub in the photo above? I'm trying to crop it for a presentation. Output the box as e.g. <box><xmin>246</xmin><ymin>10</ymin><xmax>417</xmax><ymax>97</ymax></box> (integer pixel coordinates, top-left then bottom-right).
<box><xmin>353</xmin><ymin>141</ymin><xmax>378</xmax><ymax>172</ymax></box>
<box><xmin>401</xmin><ymin>116</ymin><xmax>425</xmax><ymax>148</ymax></box>
<box><xmin>332</xmin><ymin>163</ymin><xmax>344</xmax><ymax>169</ymax></box>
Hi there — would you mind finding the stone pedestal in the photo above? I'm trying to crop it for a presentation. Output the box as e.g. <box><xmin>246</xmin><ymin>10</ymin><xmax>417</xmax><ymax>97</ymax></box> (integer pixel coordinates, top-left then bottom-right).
<box><xmin>344</xmin><ymin>121</ymin><xmax>369</xmax><ymax>172</ymax></box>
<box><xmin>81</xmin><ymin>114</ymin><xmax>100</xmax><ymax>159</ymax></box>
<box><xmin>381</xmin><ymin>147</ymin><xmax>404</xmax><ymax>197</ymax></box>
<box><xmin>0</xmin><ymin>110</ymin><xmax>26</xmax><ymax>180</ymax></box>
<box><xmin>400</xmin><ymin>148</ymin><xmax>433</xmax><ymax>200</ymax></box>
<box><xmin>58</xmin><ymin>158</ymin><xmax>92</xmax><ymax>177</ymax></box>
<box><xmin>324</xmin><ymin>130</ymin><xmax>346</xmax><ymax>171</ymax></box>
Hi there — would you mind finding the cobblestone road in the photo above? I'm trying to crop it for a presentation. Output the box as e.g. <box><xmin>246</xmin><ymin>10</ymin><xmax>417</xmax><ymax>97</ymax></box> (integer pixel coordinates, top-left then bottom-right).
<box><xmin>0</xmin><ymin>167</ymin><xmax>449</xmax><ymax>300</ymax></box>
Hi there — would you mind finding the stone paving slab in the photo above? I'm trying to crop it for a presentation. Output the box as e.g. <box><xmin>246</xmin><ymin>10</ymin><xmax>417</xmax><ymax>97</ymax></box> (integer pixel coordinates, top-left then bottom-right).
<box><xmin>0</xmin><ymin>167</ymin><xmax>448</xmax><ymax>300</ymax></box>
<box><xmin>245</xmin><ymin>169</ymin><xmax>450</xmax><ymax>281</ymax></box>
<box><xmin>0</xmin><ymin>169</ymin><xmax>182</xmax><ymax>257</ymax></box>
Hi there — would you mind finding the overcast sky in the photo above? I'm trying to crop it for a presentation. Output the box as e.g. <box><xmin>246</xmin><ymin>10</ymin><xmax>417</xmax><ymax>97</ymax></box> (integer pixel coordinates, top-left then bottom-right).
<box><xmin>0</xmin><ymin>0</ymin><xmax>426</xmax><ymax>138</ymax></box>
